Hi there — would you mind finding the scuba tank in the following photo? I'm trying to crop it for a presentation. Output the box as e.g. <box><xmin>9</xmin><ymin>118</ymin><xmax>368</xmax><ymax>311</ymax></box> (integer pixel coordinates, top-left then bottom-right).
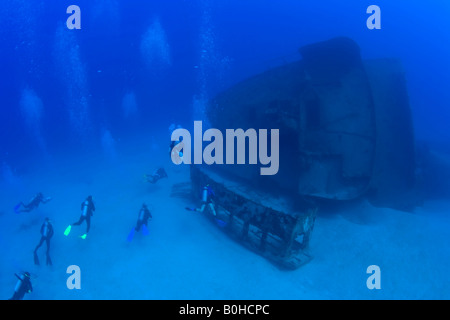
<box><xmin>82</xmin><ymin>200</ymin><xmax>89</xmax><ymax>217</ymax></box>
<box><xmin>202</xmin><ymin>186</ymin><xmax>208</xmax><ymax>203</ymax></box>
<box><xmin>13</xmin><ymin>272</ymin><xmax>31</xmax><ymax>293</ymax></box>
<box><xmin>202</xmin><ymin>185</ymin><xmax>215</xmax><ymax>202</ymax></box>
<box><xmin>14</xmin><ymin>274</ymin><xmax>25</xmax><ymax>292</ymax></box>
<box><xmin>138</xmin><ymin>209</ymin><xmax>145</xmax><ymax>221</ymax></box>
<box><xmin>42</xmin><ymin>222</ymin><xmax>49</xmax><ymax>237</ymax></box>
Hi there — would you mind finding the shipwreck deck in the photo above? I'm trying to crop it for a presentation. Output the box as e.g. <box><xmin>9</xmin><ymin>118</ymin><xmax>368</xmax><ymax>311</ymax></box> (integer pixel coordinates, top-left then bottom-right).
<box><xmin>190</xmin><ymin>165</ymin><xmax>317</xmax><ymax>270</ymax></box>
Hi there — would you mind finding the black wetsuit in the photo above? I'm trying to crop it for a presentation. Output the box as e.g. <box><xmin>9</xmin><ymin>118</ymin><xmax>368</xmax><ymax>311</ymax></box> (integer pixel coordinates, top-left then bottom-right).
<box><xmin>19</xmin><ymin>194</ymin><xmax>46</xmax><ymax>212</ymax></box>
<box><xmin>73</xmin><ymin>198</ymin><xmax>95</xmax><ymax>233</ymax></box>
<box><xmin>9</xmin><ymin>274</ymin><xmax>33</xmax><ymax>300</ymax></box>
<box><xmin>34</xmin><ymin>221</ymin><xmax>54</xmax><ymax>265</ymax></box>
<box><xmin>147</xmin><ymin>168</ymin><xmax>168</xmax><ymax>184</ymax></box>
<box><xmin>135</xmin><ymin>207</ymin><xmax>152</xmax><ymax>232</ymax></box>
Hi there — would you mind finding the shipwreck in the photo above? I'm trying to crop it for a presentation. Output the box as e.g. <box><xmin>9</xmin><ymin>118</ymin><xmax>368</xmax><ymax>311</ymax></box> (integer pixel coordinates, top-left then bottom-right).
<box><xmin>187</xmin><ymin>37</ymin><xmax>416</xmax><ymax>269</ymax></box>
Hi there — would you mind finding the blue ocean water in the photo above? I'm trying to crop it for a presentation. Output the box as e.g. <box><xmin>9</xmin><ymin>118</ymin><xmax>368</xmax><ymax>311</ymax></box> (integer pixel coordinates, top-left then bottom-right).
<box><xmin>0</xmin><ymin>0</ymin><xmax>449</xmax><ymax>300</ymax></box>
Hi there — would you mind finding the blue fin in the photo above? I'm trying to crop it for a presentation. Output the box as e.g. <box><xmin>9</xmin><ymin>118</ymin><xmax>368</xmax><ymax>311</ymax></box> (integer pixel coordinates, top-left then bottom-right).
<box><xmin>126</xmin><ymin>228</ymin><xmax>135</xmax><ymax>242</ymax></box>
<box><xmin>142</xmin><ymin>224</ymin><xmax>149</xmax><ymax>236</ymax></box>
<box><xmin>215</xmin><ymin>218</ymin><xmax>227</xmax><ymax>228</ymax></box>
<box><xmin>14</xmin><ymin>203</ymin><xmax>21</xmax><ymax>214</ymax></box>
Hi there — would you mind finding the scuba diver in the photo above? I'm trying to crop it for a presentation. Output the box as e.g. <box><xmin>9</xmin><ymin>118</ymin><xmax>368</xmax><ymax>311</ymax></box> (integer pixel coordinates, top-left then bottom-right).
<box><xmin>14</xmin><ymin>192</ymin><xmax>52</xmax><ymax>213</ymax></box>
<box><xmin>34</xmin><ymin>217</ymin><xmax>54</xmax><ymax>266</ymax></box>
<box><xmin>145</xmin><ymin>167</ymin><xmax>168</xmax><ymax>184</ymax></box>
<box><xmin>186</xmin><ymin>184</ymin><xmax>217</xmax><ymax>216</ymax></box>
<box><xmin>9</xmin><ymin>272</ymin><xmax>33</xmax><ymax>300</ymax></box>
<box><xmin>135</xmin><ymin>203</ymin><xmax>152</xmax><ymax>232</ymax></box>
<box><xmin>127</xmin><ymin>203</ymin><xmax>152</xmax><ymax>241</ymax></box>
<box><xmin>64</xmin><ymin>195</ymin><xmax>95</xmax><ymax>239</ymax></box>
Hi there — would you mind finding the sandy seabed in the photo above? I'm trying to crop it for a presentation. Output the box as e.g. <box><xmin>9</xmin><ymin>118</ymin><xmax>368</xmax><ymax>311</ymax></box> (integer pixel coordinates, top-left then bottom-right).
<box><xmin>1</xmin><ymin>135</ymin><xmax>449</xmax><ymax>300</ymax></box>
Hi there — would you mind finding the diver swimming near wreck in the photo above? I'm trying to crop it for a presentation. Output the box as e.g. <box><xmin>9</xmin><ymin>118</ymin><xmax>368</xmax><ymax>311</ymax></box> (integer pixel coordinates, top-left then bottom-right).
<box><xmin>14</xmin><ymin>192</ymin><xmax>52</xmax><ymax>213</ymax></box>
<box><xmin>34</xmin><ymin>217</ymin><xmax>54</xmax><ymax>266</ymax></box>
<box><xmin>9</xmin><ymin>272</ymin><xmax>33</xmax><ymax>300</ymax></box>
<box><xmin>145</xmin><ymin>167</ymin><xmax>168</xmax><ymax>184</ymax></box>
<box><xmin>64</xmin><ymin>195</ymin><xmax>96</xmax><ymax>239</ymax></box>
<box><xmin>127</xmin><ymin>203</ymin><xmax>152</xmax><ymax>242</ymax></box>
<box><xmin>186</xmin><ymin>184</ymin><xmax>216</xmax><ymax>216</ymax></box>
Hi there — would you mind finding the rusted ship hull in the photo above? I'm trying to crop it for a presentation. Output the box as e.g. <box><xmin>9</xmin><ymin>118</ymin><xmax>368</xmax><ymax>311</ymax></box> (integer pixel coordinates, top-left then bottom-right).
<box><xmin>188</xmin><ymin>37</ymin><xmax>416</xmax><ymax>269</ymax></box>
<box><xmin>190</xmin><ymin>165</ymin><xmax>317</xmax><ymax>270</ymax></box>
<box><xmin>206</xmin><ymin>37</ymin><xmax>416</xmax><ymax>210</ymax></box>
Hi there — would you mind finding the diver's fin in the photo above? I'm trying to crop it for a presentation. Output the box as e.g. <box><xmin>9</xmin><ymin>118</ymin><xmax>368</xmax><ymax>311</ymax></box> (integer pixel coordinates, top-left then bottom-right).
<box><xmin>14</xmin><ymin>203</ymin><xmax>21</xmax><ymax>214</ymax></box>
<box><xmin>142</xmin><ymin>224</ymin><xmax>149</xmax><ymax>236</ymax></box>
<box><xmin>126</xmin><ymin>228</ymin><xmax>135</xmax><ymax>242</ymax></box>
<box><xmin>46</xmin><ymin>253</ymin><xmax>52</xmax><ymax>266</ymax></box>
<box><xmin>185</xmin><ymin>207</ymin><xmax>196</xmax><ymax>211</ymax></box>
<box><xmin>215</xmin><ymin>218</ymin><xmax>228</xmax><ymax>228</ymax></box>
<box><xmin>80</xmin><ymin>233</ymin><xmax>87</xmax><ymax>240</ymax></box>
<box><xmin>63</xmin><ymin>225</ymin><xmax>72</xmax><ymax>236</ymax></box>
<box><xmin>33</xmin><ymin>252</ymin><xmax>40</xmax><ymax>266</ymax></box>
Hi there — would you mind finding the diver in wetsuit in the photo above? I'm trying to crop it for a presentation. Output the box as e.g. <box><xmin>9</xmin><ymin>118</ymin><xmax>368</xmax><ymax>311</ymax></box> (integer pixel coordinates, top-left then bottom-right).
<box><xmin>74</xmin><ymin>195</ymin><xmax>95</xmax><ymax>233</ymax></box>
<box><xmin>127</xmin><ymin>203</ymin><xmax>152</xmax><ymax>241</ymax></box>
<box><xmin>64</xmin><ymin>195</ymin><xmax>95</xmax><ymax>239</ymax></box>
<box><xmin>16</xmin><ymin>192</ymin><xmax>52</xmax><ymax>213</ymax></box>
<box><xmin>186</xmin><ymin>185</ymin><xmax>217</xmax><ymax>216</ymax></box>
<box><xmin>135</xmin><ymin>203</ymin><xmax>152</xmax><ymax>232</ymax></box>
<box><xmin>34</xmin><ymin>217</ymin><xmax>54</xmax><ymax>266</ymax></box>
<box><xmin>145</xmin><ymin>168</ymin><xmax>168</xmax><ymax>184</ymax></box>
<box><xmin>9</xmin><ymin>272</ymin><xmax>33</xmax><ymax>300</ymax></box>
